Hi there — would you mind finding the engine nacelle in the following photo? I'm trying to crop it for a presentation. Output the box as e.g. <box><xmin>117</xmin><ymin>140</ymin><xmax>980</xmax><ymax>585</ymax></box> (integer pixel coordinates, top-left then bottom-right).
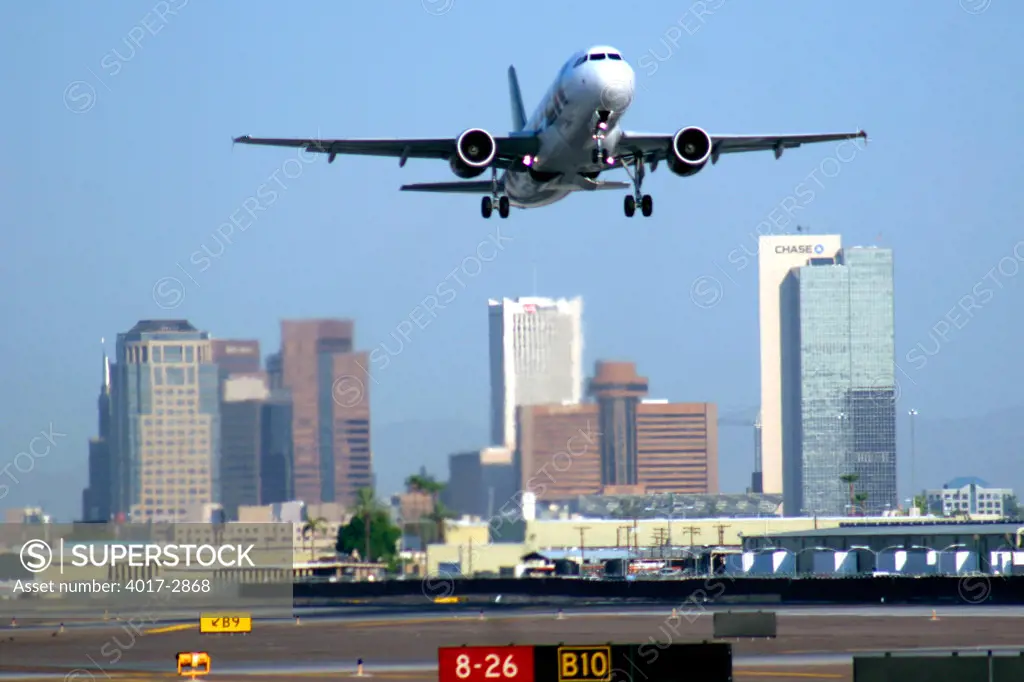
<box><xmin>449</xmin><ymin>128</ymin><xmax>497</xmax><ymax>179</ymax></box>
<box><xmin>668</xmin><ymin>126</ymin><xmax>712</xmax><ymax>177</ymax></box>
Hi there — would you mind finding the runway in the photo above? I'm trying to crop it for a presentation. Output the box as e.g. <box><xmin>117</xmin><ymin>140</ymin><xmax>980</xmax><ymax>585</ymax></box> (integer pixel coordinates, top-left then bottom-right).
<box><xmin>3</xmin><ymin>605</ymin><xmax>1024</xmax><ymax>682</ymax></box>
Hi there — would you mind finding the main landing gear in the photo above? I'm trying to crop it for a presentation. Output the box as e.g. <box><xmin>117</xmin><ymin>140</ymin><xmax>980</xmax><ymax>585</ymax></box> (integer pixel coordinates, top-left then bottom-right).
<box><xmin>481</xmin><ymin>166</ymin><xmax>509</xmax><ymax>219</ymax></box>
<box><xmin>622</xmin><ymin>152</ymin><xmax>653</xmax><ymax>218</ymax></box>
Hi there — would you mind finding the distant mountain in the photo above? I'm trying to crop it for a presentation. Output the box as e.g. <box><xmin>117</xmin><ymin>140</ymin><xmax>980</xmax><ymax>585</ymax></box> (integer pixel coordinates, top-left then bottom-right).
<box><xmin>372</xmin><ymin>418</ymin><xmax>488</xmax><ymax>495</ymax></box>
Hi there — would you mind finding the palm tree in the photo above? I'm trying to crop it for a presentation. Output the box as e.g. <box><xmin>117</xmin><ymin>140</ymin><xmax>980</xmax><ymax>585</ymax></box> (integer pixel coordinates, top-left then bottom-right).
<box><xmin>352</xmin><ymin>487</ymin><xmax>380</xmax><ymax>562</ymax></box>
<box><xmin>406</xmin><ymin>473</ymin><xmax>445</xmax><ymax>508</ymax></box>
<box><xmin>839</xmin><ymin>473</ymin><xmax>859</xmax><ymax>514</ymax></box>
<box><xmin>301</xmin><ymin>516</ymin><xmax>328</xmax><ymax>562</ymax></box>
<box><xmin>424</xmin><ymin>501</ymin><xmax>456</xmax><ymax>544</ymax></box>
<box><xmin>852</xmin><ymin>492</ymin><xmax>869</xmax><ymax>516</ymax></box>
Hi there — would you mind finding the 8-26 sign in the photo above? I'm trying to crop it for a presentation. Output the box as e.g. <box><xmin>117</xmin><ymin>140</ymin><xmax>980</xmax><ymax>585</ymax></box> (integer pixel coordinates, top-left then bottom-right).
<box><xmin>439</xmin><ymin>646</ymin><xmax>535</xmax><ymax>682</ymax></box>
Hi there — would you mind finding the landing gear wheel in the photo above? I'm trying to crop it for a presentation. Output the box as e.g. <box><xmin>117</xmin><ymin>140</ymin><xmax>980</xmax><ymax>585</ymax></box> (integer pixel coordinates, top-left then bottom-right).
<box><xmin>498</xmin><ymin>196</ymin><xmax>510</xmax><ymax>219</ymax></box>
<box><xmin>481</xmin><ymin>196</ymin><xmax>493</xmax><ymax>219</ymax></box>
<box><xmin>641</xmin><ymin>194</ymin><xmax>653</xmax><ymax>217</ymax></box>
<box><xmin>624</xmin><ymin>195</ymin><xmax>636</xmax><ymax>217</ymax></box>
<box><xmin>591</xmin><ymin>149</ymin><xmax>600</xmax><ymax>164</ymax></box>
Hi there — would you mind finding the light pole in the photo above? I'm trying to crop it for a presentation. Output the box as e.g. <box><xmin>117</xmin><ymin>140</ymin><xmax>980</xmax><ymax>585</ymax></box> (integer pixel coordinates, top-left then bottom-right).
<box><xmin>908</xmin><ymin>409</ymin><xmax>919</xmax><ymax>506</ymax></box>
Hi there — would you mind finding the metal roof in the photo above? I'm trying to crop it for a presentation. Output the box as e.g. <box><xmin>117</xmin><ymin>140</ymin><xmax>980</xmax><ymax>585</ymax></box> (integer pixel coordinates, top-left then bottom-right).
<box><xmin>524</xmin><ymin>548</ymin><xmax>637</xmax><ymax>561</ymax></box>
<box><xmin>760</xmin><ymin>521</ymin><xmax>1024</xmax><ymax>538</ymax></box>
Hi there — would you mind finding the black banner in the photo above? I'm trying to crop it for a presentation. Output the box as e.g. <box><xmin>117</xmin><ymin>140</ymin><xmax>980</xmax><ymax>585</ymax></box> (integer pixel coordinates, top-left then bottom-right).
<box><xmin>533</xmin><ymin>643</ymin><xmax>731</xmax><ymax>682</ymax></box>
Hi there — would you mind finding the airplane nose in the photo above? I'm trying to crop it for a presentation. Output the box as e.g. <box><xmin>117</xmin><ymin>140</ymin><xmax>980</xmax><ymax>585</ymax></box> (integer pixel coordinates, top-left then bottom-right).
<box><xmin>598</xmin><ymin>63</ymin><xmax>634</xmax><ymax>112</ymax></box>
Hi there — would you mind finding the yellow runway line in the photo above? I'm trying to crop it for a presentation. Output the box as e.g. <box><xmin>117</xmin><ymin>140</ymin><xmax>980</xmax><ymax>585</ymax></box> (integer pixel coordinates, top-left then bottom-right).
<box><xmin>144</xmin><ymin>623</ymin><xmax>196</xmax><ymax>634</ymax></box>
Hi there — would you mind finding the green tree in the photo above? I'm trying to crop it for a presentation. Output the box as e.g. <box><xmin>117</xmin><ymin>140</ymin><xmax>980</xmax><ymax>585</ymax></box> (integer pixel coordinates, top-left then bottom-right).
<box><xmin>423</xmin><ymin>501</ymin><xmax>456</xmax><ymax>544</ymax></box>
<box><xmin>335</xmin><ymin>506</ymin><xmax>401</xmax><ymax>564</ymax></box>
<box><xmin>405</xmin><ymin>472</ymin><xmax>451</xmax><ymax>543</ymax></box>
<box><xmin>302</xmin><ymin>516</ymin><xmax>328</xmax><ymax>562</ymax></box>
<box><xmin>853</xmin><ymin>492</ymin><xmax>869</xmax><ymax>516</ymax></box>
<box><xmin>912</xmin><ymin>494</ymin><xmax>929</xmax><ymax>515</ymax></box>
<box><xmin>839</xmin><ymin>473</ymin><xmax>859</xmax><ymax>514</ymax></box>
<box><xmin>349</xmin><ymin>487</ymin><xmax>382</xmax><ymax>562</ymax></box>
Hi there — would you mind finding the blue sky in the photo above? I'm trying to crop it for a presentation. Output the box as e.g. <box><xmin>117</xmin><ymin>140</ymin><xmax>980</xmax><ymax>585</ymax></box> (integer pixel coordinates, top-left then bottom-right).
<box><xmin>2</xmin><ymin>1</ymin><xmax>1022</xmax><ymax>520</ymax></box>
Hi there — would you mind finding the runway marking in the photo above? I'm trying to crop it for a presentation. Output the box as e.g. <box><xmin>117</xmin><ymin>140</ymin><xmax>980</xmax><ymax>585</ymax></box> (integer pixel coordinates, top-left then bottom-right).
<box><xmin>144</xmin><ymin>623</ymin><xmax>196</xmax><ymax>634</ymax></box>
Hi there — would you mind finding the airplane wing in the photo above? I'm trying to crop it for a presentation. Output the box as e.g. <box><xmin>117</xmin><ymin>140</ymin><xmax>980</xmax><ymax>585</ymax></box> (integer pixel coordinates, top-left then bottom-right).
<box><xmin>233</xmin><ymin>134</ymin><xmax>540</xmax><ymax>169</ymax></box>
<box><xmin>400</xmin><ymin>179</ymin><xmax>631</xmax><ymax>193</ymax></box>
<box><xmin>618</xmin><ymin>130</ymin><xmax>867</xmax><ymax>165</ymax></box>
<box><xmin>401</xmin><ymin>181</ymin><xmax>498</xmax><ymax>193</ymax></box>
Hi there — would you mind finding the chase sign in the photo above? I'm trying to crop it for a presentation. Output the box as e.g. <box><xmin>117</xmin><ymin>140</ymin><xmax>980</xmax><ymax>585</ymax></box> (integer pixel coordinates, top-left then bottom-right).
<box><xmin>775</xmin><ymin>244</ymin><xmax>826</xmax><ymax>255</ymax></box>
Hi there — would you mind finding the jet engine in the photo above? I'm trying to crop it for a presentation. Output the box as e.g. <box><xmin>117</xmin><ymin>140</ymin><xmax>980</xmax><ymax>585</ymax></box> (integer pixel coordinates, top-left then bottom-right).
<box><xmin>668</xmin><ymin>126</ymin><xmax>712</xmax><ymax>177</ymax></box>
<box><xmin>449</xmin><ymin>128</ymin><xmax>497</xmax><ymax>179</ymax></box>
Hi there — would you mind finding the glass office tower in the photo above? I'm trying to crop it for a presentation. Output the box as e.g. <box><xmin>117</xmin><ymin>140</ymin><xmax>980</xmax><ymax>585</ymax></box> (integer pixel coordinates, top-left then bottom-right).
<box><xmin>780</xmin><ymin>247</ymin><xmax>896</xmax><ymax>516</ymax></box>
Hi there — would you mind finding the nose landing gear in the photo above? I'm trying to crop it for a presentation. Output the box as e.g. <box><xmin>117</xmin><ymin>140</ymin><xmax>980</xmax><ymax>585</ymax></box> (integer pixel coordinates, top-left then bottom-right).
<box><xmin>591</xmin><ymin>110</ymin><xmax>612</xmax><ymax>165</ymax></box>
<box><xmin>622</xmin><ymin>153</ymin><xmax>653</xmax><ymax>218</ymax></box>
<box><xmin>480</xmin><ymin>166</ymin><xmax>510</xmax><ymax>219</ymax></box>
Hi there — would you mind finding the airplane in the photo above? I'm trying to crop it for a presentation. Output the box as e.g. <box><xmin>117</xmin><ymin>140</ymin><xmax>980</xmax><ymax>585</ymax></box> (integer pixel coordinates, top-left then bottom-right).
<box><xmin>233</xmin><ymin>45</ymin><xmax>866</xmax><ymax>219</ymax></box>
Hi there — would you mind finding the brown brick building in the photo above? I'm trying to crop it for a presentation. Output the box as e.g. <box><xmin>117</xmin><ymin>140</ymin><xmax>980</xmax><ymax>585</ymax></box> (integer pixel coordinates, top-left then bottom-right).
<box><xmin>279</xmin><ymin>320</ymin><xmax>372</xmax><ymax>506</ymax></box>
<box><xmin>515</xmin><ymin>361</ymin><xmax>717</xmax><ymax>502</ymax></box>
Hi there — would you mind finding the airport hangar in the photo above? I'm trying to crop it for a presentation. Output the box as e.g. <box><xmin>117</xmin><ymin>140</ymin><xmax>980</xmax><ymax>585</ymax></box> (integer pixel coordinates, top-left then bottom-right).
<box><xmin>741</xmin><ymin>520</ymin><xmax>1024</xmax><ymax>574</ymax></box>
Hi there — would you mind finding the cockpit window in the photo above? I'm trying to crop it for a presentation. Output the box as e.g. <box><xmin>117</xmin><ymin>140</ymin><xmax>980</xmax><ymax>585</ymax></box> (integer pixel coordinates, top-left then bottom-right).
<box><xmin>574</xmin><ymin>56</ymin><xmax>587</xmax><ymax>67</ymax></box>
<box><xmin>590</xmin><ymin>53</ymin><xmax>606</xmax><ymax>60</ymax></box>
<box><xmin>607</xmin><ymin>53</ymin><xmax>622</xmax><ymax>60</ymax></box>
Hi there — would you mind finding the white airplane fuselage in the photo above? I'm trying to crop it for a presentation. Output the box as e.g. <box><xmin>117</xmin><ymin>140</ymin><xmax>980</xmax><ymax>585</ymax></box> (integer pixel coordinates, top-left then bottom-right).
<box><xmin>503</xmin><ymin>46</ymin><xmax>636</xmax><ymax>208</ymax></box>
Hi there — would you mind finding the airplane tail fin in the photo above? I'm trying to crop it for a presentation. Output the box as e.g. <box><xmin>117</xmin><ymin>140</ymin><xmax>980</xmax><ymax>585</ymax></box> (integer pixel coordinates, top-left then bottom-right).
<box><xmin>508</xmin><ymin>66</ymin><xmax>527</xmax><ymax>132</ymax></box>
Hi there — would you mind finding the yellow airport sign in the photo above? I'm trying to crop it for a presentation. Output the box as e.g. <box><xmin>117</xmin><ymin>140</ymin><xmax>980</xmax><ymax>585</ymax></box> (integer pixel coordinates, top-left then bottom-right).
<box><xmin>433</xmin><ymin>596</ymin><xmax>461</xmax><ymax>604</ymax></box>
<box><xmin>199</xmin><ymin>614</ymin><xmax>252</xmax><ymax>634</ymax></box>
<box><xmin>177</xmin><ymin>651</ymin><xmax>211</xmax><ymax>677</ymax></box>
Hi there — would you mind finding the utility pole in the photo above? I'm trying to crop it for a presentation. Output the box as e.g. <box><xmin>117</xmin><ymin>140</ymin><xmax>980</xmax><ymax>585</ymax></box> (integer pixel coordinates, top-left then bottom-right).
<box><xmin>713</xmin><ymin>523</ymin><xmax>731</xmax><ymax>546</ymax></box>
<box><xmin>633</xmin><ymin>518</ymin><xmax>640</xmax><ymax>555</ymax></box>
<box><xmin>574</xmin><ymin>526</ymin><xmax>591</xmax><ymax>576</ymax></box>
<box><xmin>617</xmin><ymin>525</ymin><xmax>631</xmax><ymax>548</ymax></box>
<box><xmin>908</xmin><ymin>409</ymin><xmax>919</xmax><ymax>507</ymax></box>
<box><xmin>681</xmin><ymin>525</ymin><xmax>702</xmax><ymax>547</ymax></box>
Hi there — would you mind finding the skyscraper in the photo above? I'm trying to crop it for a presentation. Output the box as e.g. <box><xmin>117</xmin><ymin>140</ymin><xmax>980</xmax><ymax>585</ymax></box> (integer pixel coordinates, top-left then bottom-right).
<box><xmin>109</xmin><ymin>320</ymin><xmax>221</xmax><ymax>523</ymax></box>
<box><xmin>212</xmin><ymin>339</ymin><xmax>267</xmax><ymax>520</ymax></box>
<box><xmin>779</xmin><ymin>246</ymin><xmax>897</xmax><ymax>516</ymax></box>
<box><xmin>82</xmin><ymin>342</ymin><xmax>112</xmax><ymax>521</ymax></box>
<box><xmin>758</xmin><ymin>234</ymin><xmax>843</xmax><ymax>503</ymax></box>
<box><xmin>279</xmin><ymin>319</ymin><xmax>372</xmax><ymax>506</ymax></box>
<box><xmin>489</xmin><ymin>296</ymin><xmax>583</xmax><ymax>449</ymax></box>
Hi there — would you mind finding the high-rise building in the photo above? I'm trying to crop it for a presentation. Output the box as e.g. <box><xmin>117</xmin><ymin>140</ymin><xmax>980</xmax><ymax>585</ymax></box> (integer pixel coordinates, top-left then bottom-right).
<box><xmin>758</xmin><ymin>234</ymin><xmax>843</xmax><ymax>503</ymax></box>
<box><xmin>219</xmin><ymin>373</ymin><xmax>270</xmax><ymax>520</ymax></box>
<box><xmin>515</xmin><ymin>361</ymin><xmax>718</xmax><ymax>502</ymax></box>
<box><xmin>211</xmin><ymin>339</ymin><xmax>261</xmax><ymax>379</ymax></box>
<box><xmin>279</xmin><ymin>319</ymin><xmax>372</xmax><ymax>506</ymax></box>
<box><xmin>779</xmin><ymin>246</ymin><xmax>896</xmax><ymax>516</ymax></box>
<box><xmin>445</xmin><ymin>447</ymin><xmax>515</xmax><ymax>518</ymax></box>
<box><xmin>211</xmin><ymin>339</ymin><xmax>267</xmax><ymax>520</ymax></box>
<box><xmin>489</xmin><ymin>296</ymin><xmax>583</xmax><ymax>449</ymax></box>
<box><xmin>109</xmin><ymin>320</ymin><xmax>221</xmax><ymax>523</ymax></box>
<box><xmin>259</xmin><ymin>388</ymin><xmax>294</xmax><ymax>505</ymax></box>
<box><xmin>82</xmin><ymin>343</ymin><xmax>112</xmax><ymax>521</ymax></box>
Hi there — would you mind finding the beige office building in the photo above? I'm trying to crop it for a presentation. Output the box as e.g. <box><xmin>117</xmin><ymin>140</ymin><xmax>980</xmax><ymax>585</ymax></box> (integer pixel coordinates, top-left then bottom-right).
<box><xmin>758</xmin><ymin>235</ymin><xmax>842</xmax><ymax>507</ymax></box>
<box><xmin>110</xmin><ymin>320</ymin><xmax>222</xmax><ymax>523</ymax></box>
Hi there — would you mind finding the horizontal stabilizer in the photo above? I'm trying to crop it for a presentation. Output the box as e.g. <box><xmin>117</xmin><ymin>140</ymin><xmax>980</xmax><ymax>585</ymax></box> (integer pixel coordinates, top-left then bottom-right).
<box><xmin>400</xmin><ymin>181</ymin><xmax>501</xmax><ymax>194</ymax></box>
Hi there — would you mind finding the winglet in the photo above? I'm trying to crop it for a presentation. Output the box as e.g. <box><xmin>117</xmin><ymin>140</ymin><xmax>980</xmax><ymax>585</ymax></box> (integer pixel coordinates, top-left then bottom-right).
<box><xmin>233</xmin><ymin>135</ymin><xmax>250</xmax><ymax>144</ymax></box>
